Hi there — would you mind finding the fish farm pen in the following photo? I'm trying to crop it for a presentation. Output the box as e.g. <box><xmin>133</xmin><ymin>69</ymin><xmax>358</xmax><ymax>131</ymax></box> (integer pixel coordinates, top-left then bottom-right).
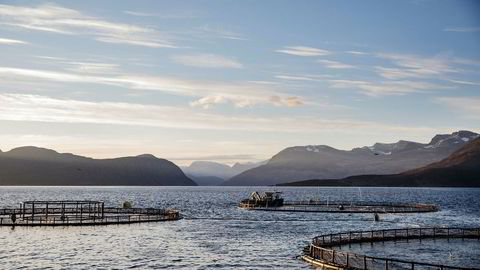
<box><xmin>0</xmin><ymin>200</ymin><xmax>180</xmax><ymax>226</ymax></box>
<box><xmin>239</xmin><ymin>192</ymin><xmax>438</xmax><ymax>213</ymax></box>
<box><xmin>303</xmin><ymin>227</ymin><xmax>480</xmax><ymax>270</ymax></box>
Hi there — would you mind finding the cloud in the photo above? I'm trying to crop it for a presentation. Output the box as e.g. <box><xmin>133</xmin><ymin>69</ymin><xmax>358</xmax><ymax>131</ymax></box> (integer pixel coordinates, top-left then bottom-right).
<box><xmin>452</xmin><ymin>57</ymin><xmax>480</xmax><ymax>66</ymax></box>
<box><xmin>0</xmin><ymin>3</ymin><xmax>174</xmax><ymax>48</ymax></box>
<box><xmin>444</xmin><ymin>27</ymin><xmax>480</xmax><ymax>32</ymax></box>
<box><xmin>64</xmin><ymin>62</ymin><xmax>119</xmax><ymax>74</ymax></box>
<box><xmin>123</xmin><ymin>11</ymin><xmax>157</xmax><ymax>17</ymax></box>
<box><xmin>274</xmin><ymin>74</ymin><xmax>332</xmax><ymax>82</ymax></box>
<box><xmin>190</xmin><ymin>96</ymin><xmax>227</xmax><ymax>109</ymax></box>
<box><xmin>276</xmin><ymin>46</ymin><xmax>331</xmax><ymax>56</ymax></box>
<box><xmin>0</xmin><ymin>93</ymin><xmax>438</xmax><ymax>134</ymax></box>
<box><xmin>317</xmin><ymin>59</ymin><xmax>355</xmax><ymax>69</ymax></box>
<box><xmin>330</xmin><ymin>79</ymin><xmax>450</xmax><ymax>96</ymax></box>
<box><xmin>171</xmin><ymin>53</ymin><xmax>243</xmax><ymax>68</ymax></box>
<box><xmin>190</xmin><ymin>95</ymin><xmax>262</xmax><ymax>109</ymax></box>
<box><xmin>0</xmin><ymin>37</ymin><xmax>29</xmax><ymax>45</ymax></box>
<box><xmin>275</xmin><ymin>75</ymin><xmax>320</xmax><ymax>81</ymax></box>
<box><xmin>124</xmin><ymin>10</ymin><xmax>198</xmax><ymax>19</ymax></box>
<box><xmin>434</xmin><ymin>97</ymin><xmax>480</xmax><ymax>119</ymax></box>
<box><xmin>374</xmin><ymin>53</ymin><xmax>459</xmax><ymax>79</ymax></box>
<box><xmin>374</xmin><ymin>66</ymin><xmax>426</xmax><ymax>80</ymax></box>
<box><xmin>269</xmin><ymin>96</ymin><xmax>304</xmax><ymax>107</ymax></box>
<box><xmin>0</xmin><ymin>66</ymin><xmax>305</xmax><ymax>108</ymax></box>
<box><xmin>447</xmin><ymin>79</ymin><xmax>480</xmax><ymax>86</ymax></box>
<box><xmin>345</xmin><ymin>51</ymin><xmax>368</xmax><ymax>55</ymax></box>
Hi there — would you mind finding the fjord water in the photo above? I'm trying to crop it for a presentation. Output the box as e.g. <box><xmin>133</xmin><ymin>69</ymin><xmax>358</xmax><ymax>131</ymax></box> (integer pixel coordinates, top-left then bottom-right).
<box><xmin>0</xmin><ymin>187</ymin><xmax>479</xmax><ymax>269</ymax></box>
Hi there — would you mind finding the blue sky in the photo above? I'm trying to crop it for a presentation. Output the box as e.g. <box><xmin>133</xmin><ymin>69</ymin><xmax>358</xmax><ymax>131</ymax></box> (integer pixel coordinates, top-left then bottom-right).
<box><xmin>0</xmin><ymin>0</ymin><xmax>479</xmax><ymax>165</ymax></box>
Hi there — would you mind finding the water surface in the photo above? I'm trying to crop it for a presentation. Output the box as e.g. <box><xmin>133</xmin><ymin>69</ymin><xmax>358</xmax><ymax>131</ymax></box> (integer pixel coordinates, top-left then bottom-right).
<box><xmin>0</xmin><ymin>186</ymin><xmax>479</xmax><ymax>269</ymax></box>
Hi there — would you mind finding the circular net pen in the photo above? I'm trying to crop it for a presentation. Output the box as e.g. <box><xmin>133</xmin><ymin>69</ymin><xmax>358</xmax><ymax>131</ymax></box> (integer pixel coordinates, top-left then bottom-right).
<box><xmin>240</xmin><ymin>198</ymin><xmax>438</xmax><ymax>214</ymax></box>
<box><xmin>303</xmin><ymin>227</ymin><xmax>480</xmax><ymax>270</ymax></box>
<box><xmin>239</xmin><ymin>192</ymin><xmax>438</xmax><ymax>213</ymax></box>
<box><xmin>0</xmin><ymin>200</ymin><xmax>180</xmax><ymax>226</ymax></box>
<box><xmin>277</xmin><ymin>200</ymin><xmax>438</xmax><ymax>213</ymax></box>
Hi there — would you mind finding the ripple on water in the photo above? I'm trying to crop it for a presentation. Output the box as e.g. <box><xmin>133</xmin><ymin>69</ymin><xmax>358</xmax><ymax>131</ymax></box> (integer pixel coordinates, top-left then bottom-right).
<box><xmin>0</xmin><ymin>186</ymin><xmax>479</xmax><ymax>269</ymax></box>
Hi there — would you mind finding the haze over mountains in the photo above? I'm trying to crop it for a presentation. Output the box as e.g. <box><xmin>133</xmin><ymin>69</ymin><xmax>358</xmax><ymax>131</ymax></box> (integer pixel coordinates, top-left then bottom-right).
<box><xmin>224</xmin><ymin>131</ymin><xmax>479</xmax><ymax>186</ymax></box>
<box><xmin>280</xmin><ymin>137</ymin><xmax>480</xmax><ymax>187</ymax></box>
<box><xmin>0</xmin><ymin>146</ymin><xmax>196</xmax><ymax>186</ymax></box>
<box><xmin>181</xmin><ymin>160</ymin><xmax>265</xmax><ymax>185</ymax></box>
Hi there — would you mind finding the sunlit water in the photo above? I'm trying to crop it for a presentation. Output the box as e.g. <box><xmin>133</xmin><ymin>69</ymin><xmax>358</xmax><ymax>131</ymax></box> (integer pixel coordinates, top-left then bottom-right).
<box><xmin>0</xmin><ymin>187</ymin><xmax>479</xmax><ymax>269</ymax></box>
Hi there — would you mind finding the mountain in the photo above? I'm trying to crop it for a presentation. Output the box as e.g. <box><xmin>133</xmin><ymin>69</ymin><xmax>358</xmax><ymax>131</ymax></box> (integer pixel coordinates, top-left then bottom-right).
<box><xmin>187</xmin><ymin>175</ymin><xmax>226</xmax><ymax>186</ymax></box>
<box><xmin>278</xmin><ymin>137</ymin><xmax>480</xmax><ymax>187</ymax></box>
<box><xmin>182</xmin><ymin>161</ymin><xmax>233</xmax><ymax>179</ymax></box>
<box><xmin>224</xmin><ymin>130</ymin><xmax>479</xmax><ymax>186</ymax></box>
<box><xmin>181</xmin><ymin>160</ymin><xmax>266</xmax><ymax>184</ymax></box>
<box><xmin>0</xmin><ymin>146</ymin><xmax>196</xmax><ymax>186</ymax></box>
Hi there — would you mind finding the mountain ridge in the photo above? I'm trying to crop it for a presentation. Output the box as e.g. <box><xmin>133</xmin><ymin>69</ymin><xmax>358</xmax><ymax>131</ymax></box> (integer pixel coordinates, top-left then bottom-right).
<box><xmin>224</xmin><ymin>130</ymin><xmax>479</xmax><ymax>186</ymax></box>
<box><xmin>0</xmin><ymin>146</ymin><xmax>196</xmax><ymax>186</ymax></box>
<box><xmin>278</xmin><ymin>137</ymin><xmax>480</xmax><ymax>187</ymax></box>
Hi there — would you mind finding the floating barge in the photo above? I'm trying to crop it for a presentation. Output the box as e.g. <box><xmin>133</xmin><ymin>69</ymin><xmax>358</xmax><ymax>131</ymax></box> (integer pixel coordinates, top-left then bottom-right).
<box><xmin>0</xmin><ymin>200</ymin><xmax>180</xmax><ymax>226</ymax></box>
<box><xmin>239</xmin><ymin>192</ymin><xmax>438</xmax><ymax>213</ymax></box>
<box><xmin>303</xmin><ymin>227</ymin><xmax>480</xmax><ymax>270</ymax></box>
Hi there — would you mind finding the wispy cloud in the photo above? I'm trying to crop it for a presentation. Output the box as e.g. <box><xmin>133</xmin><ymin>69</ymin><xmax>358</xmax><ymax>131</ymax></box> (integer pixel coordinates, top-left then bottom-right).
<box><xmin>274</xmin><ymin>74</ymin><xmax>332</xmax><ymax>82</ymax></box>
<box><xmin>0</xmin><ymin>66</ymin><xmax>305</xmax><ymax>108</ymax></box>
<box><xmin>0</xmin><ymin>3</ymin><xmax>174</xmax><ymax>48</ymax></box>
<box><xmin>0</xmin><ymin>37</ymin><xmax>29</xmax><ymax>45</ymax></box>
<box><xmin>434</xmin><ymin>97</ymin><xmax>480</xmax><ymax>119</ymax></box>
<box><xmin>0</xmin><ymin>93</ymin><xmax>437</xmax><ymax>133</ymax></box>
<box><xmin>124</xmin><ymin>10</ymin><xmax>198</xmax><ymax>19</ymax></box>
<box><xmin>448</xmin><ymin>79</ymin><xmax>480</xmax><ymax>86</ymax></box>
<box><xmin>374</xmin><ymin>52</ymin><xmax>459</xmax><ymax>79</ymax></box>
<box><xmin>345</xmin><ymin>50</ymin><xmax>368</xmax><ymax>55</ymax></box>
<box><xmin>171</xmin><ymin>53</ymin><xmax>243</xmax><ymax>68</ymax></box>
<box><xmin>276</xmin><ymin>46</ymin><xmax>331</xmax><ymax>56</ymax></box>
<box><xmin>275</xmin><ymin>75</ymin><xmax>320</xmax><ymax>81</ymax></box>
<box><xmin>269</xmin><ymin>96</ymin><xmax>304</xmax><ymax>107</ymax></box>
<box><xmin>317</xmin><ymin>59</ymin><xmax>355</xmax><ymax>69</ymax></box>
<box><xmin>444</xmin><ymin>27</ymin><xmax>480</xmax><ymax>32</ymax></box>
<box><xmin>330</xmin><ymin>79</ymin><xmax>450</xmax><ymax>96</ymax></box>
<box><xmin>374</xmin><ymin>66</ymin><xmax>425</xmax><ymax>80</ymax></box>
<box><xmin>123</xmin><ymin>11</ymin><xmax>157</xmax><ymax>17</ymax></box>
<box><xmin>64</xmin><ymin>62</ymin><xmax>119</xmax><ymax>74</ymax></box>
<box><xmin>190</xmin><ymin>95</ymin><xmax>227</xmax><ymax>109</ymax></box>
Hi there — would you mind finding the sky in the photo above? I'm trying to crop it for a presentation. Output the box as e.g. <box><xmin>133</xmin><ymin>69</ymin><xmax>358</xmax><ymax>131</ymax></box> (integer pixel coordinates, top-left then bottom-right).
<box><xmin>0</xmin><ymin>0</ymin><xmax>479</xmax><ymax>166</ymax></box>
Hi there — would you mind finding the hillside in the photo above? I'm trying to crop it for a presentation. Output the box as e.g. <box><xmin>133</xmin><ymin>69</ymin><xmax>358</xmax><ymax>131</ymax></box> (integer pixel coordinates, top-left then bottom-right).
<box><xmin>0</xmin><ymin>146</ymin><xmax>196</xmax><ymax>186</ymax></box>
<box><xmin>225</xmin><ymin>130</ymin><xmax>479</xmax><ymax>186</ymax></box>
<box><xmin>279</xmin><ymin>137</ymin><xmax>480</xmax><ymax>187</ymax></box>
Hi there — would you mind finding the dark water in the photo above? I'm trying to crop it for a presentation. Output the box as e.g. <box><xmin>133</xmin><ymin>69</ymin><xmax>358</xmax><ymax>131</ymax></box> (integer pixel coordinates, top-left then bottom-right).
<box><xmin>0</xmin><ymin>186</ymin><xmax>479</xmax><ymax>269</ymax></box>
<box><xmin>335</xmin><ymin>238</ymin><xmax>480</xmax><ymax>268</ymax></box>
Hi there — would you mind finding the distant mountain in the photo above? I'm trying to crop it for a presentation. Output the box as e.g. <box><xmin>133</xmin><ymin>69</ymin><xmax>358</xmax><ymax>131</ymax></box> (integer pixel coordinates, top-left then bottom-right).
<box><xmin>182</xmin><ymin>161</ymin><xmax>233</xmax><ymax>179</ymax></box>
<box><xmin>187</xmin><ymin>175</ymin><xmax>226</xmax><ymax>186</ymax></box>
<box><xmin>279</xmin><ymin>137</ymin><xmax>480</xmax><ymax>187</ymax></box>
<box><xmin>0</xmin><ymin>146</ymin><xmax>196</xmax><ymax>186</ymax></box>
<box><xmin>181</xmin><ymin>160</ymin><xmax>266</xmax><ymax>184</ymax></box>
<box><xmin>224</xmin><ymin>130</ymin><xmax>479</xmax><ymax>186</ymax></box>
